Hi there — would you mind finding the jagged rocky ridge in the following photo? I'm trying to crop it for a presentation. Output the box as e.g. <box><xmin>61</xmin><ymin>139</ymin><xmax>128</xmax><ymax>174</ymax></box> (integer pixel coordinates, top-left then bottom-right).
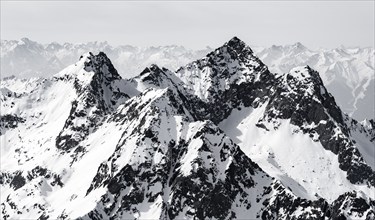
<box><xmin>2</xmin><ymin>37</ymin><xmax>373</xmax><ymax>121</ymax></box>
<box><xmin>0</xmin><ymin>37</ymin><xmax>374</xmax><ymax>219</ymax></box>
<box><xmin>55</xmin><ymin>52</ymin><xmax>128</xmax><ymax>152</ymax></box>
<box><xmin>176</xmin><ymin>38</ymin><xmax>374</xmax><ymax>187</ymax></box>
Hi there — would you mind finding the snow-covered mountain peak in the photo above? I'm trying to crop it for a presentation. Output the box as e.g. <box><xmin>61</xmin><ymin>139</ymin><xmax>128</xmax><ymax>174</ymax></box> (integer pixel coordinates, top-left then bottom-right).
<box><xmin>131</xmin><ymin>64</ymin><xmax>187</xmax><ymax>96</ymax></box>
<box><xmin>52</xmin><ymin>52</ymin><xmax>92</xmax><ymax>82</ymax></box>
<box><xmin>273</xmin><ymin>65</ymin><xmax>335</xmax><ymax>106</ymax></box>
<box><xmin>254</xmin><ymin>43</ymin><xmax>374</xmax><ymax>120</ymax></box>
<box><xmin>140</xmin><ymin>64</ymin><xmax>168</xmax><ymax>76</ymax></box>
<box><xmin>225</xmin><ymin>36</ymin><xmax>254</xmax><ymax>55</ymax></box>
<box><xmin>4</xmin><ymin>37</ymin><xmax>42</xmax><ymax>57</ymax></box>
<box><xmin>137</xmin><ymin>64</ymin><xmax>170</xmax><ymax>86</ymax></box>
<box><xmin>289</xmin><ymin>65</ymin><xmax>313</xmax><ymax>76</ymax></box>
<box><xmin>18</xmin><ymin>37</ymin><xmax>34</xmax><ymax>45</ymax></box>
<box><xmin>287</xmin><ymin>65</ymin><xmax>323</xmax><ymax>85</ymax></box>
<box><xmin>270</xmin><ymin>44</ymin><xmax>283</xmax><ymax>51</ymax></box>
<box><xmin>212</xmin><ymin>36</ymin><xmax>261</xmax><ymax>68</ymax></box>
<box><xmin>83</xmin><ymin>51</ymin><xmax>121</xmax><ymax>80</ymax></box>
<box><xmin>175</xmin><ymin>37</ymin><xmax>270</xmax><ymax>102</ymax></box>
<box><xmin>79</xmin><ymin>51</ymin><xmax>93</xmax><ymax>60</ymax></box>
<box><xmin>53</xmin><ymin>51</ymin><xmax>122</xmax><ymax>91</ymax></box>
<box><xmin>273</xmin><ymin>64</ymin><xmax>345</xmax><ymax>127</ymax></box>
<box><xmin>360</xmin><ymin>119</ymin><xmax>375</xmax><ymax>131</ymax></box>
<box><xmin>292</xmin><ymin>42</ymin><xmax>306</xmax><ymax>49</ymax></box>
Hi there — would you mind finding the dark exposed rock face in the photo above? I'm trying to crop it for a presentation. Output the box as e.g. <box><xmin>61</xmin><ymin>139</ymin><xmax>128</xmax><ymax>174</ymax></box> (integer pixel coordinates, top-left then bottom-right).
<box><xmin>260</xmin><ymin>181</ymin><xmax>330</xmax><ymax>220</ymax></box>
<box><xmin>0</xmin><ymin>114</ymin><xmax>25</xmax><ymax>135</ymax></box>
<box><xmin>260</xmin><ymin>189</ymin><xmax>375</xmax><ymax>220</ymax></box>
<box><xmin>346</xmin><ymin>115</ymin><xmax>375</xmax><ymax>143</ymax></box>
<box><xmin>9</xmin><ymin>172</ymin><xmax>26</xmax><ymax>190</ymax></box>
<box><xmin>84</xmin><ymin>52</ymin><xmax>121</xmax><ymax>82</ymax></box>
<box><xmin>262</xmin><ymin>66</ymin><xmax>346</xmax><ymax>148</ymax></box>
<box><xmin>330</xmin><ymin>191</ymin><xmax>375</xmax><ymax>219</ymax></box>
<box><xmin>1</xmin><ymin>166</ymin><xmax>63</xmax><ymax>190</ymax></box>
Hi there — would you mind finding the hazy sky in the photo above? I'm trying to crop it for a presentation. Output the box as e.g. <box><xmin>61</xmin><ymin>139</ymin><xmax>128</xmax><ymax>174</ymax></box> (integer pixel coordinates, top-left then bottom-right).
<box><xmin>1</xmin><ymin>1</ymin><xmax>374</xmax><ymax>49</ymax></box>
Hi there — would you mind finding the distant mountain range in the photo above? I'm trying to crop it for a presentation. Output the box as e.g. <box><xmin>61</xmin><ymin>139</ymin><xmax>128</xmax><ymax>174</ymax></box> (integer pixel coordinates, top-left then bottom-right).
<box><xmin>1</xmin><ymin>38</ymin><xmax>374</xmax><ymax>120</ymax></box>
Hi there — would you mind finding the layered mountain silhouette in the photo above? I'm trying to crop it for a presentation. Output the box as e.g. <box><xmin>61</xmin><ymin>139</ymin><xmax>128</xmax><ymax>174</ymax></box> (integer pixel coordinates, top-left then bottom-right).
<box><xmin>2</xmin><ymin>37</ymin><xmax>373</xmax><ymax>120</ymax></box>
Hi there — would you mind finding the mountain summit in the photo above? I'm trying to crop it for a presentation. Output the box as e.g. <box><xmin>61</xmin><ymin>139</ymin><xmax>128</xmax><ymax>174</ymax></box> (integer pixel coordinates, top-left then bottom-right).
<box><xmin>1</xmin><ymin>37</ymin><xmax>374</xmax><ymax>219</ymax></box>
<box><xmin>226</xmin><ymin>36</ymin><xmax>254</xmax><ymax>55</ymax></box>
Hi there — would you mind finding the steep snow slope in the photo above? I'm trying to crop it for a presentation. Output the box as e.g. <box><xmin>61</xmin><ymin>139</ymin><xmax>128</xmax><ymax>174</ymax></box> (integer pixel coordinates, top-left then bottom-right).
<box><xmin>219</xmin><ymin>105</ymin><xmax>373</xmax><ymax>202</ymax></box>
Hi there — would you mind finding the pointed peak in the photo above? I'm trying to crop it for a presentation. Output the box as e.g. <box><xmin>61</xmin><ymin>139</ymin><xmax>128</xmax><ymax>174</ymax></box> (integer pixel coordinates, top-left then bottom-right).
<box><xmin>225</xmin><ymin>36</ymin><xmax>253</xmax><ymax>54</ymax></box>
<box><xmin>46</xmin><ymin>42</ymin><xmax>63</xmax><ymax>50</ymax></box>
<box><xmin>360</xmin><ymin>119</ymin><xmax>375</xmax><ymax>129</ymax></box>
<box><xmin>83</xmin><ymin>52</ymin><xmax>121</xmax><ymax>80</ymax></box>
<box><xmin>127</xmin><ymin>87</ymin><xmax>191</xmax><ymax>119</ymax></box>
<box><xmin>271</xmin><ymin>44</ymin><xmax>283</xmax><ymax>49</ymax></box>
<box><xmin>139</xmin><ymin>64</ymin><xmax>163</xmax><ymax>76</ymax></box>
<box><xmin>55</xmin><ymin>51</ymin><xmax>120</xmax><ymax>82</ymax></box>
<box><xmin>294</xmin><ymin>42</ymin><xmax>304</xmax><ymax>47</ymax></box>
<box><xmin>18</xmin><ymin>37</ymin><xmax>38</xmax><ymax>47</ymax></box>
<box><xmin>303</xmin><ymin>65</ymin><xmax>319</xmax><ymax>75</ymax></box>
<box><xmin>227</xmin><ymin>36</ymin><xmax>243</xmax><ymax>44</ymax></box>
<box><xmin>289</xmin><ymin>42</ymin><xmax>307</xmax><ymax>51</ymax></box>
<box><xmin>289</xmin><ymin>65</ymin><xmax>316</xmax><ymax>77</ymax></box>
<box><xmin>20</xmin><ymin>37</ymin><xmax>31</xmax><ymax>43</ymax></box>
<box><xmin>303</xmin><ymin>65</ymin><xmax>312</xmax><ymax>71</ymax></box>
<box><xmin>149</xmin><ymin>64</ymin><xmax>162</xmax><ymax>72</ymax></box>
<box><xmin>96</xmin><ymin>51</ymin><xmax>109</xmax><ymax>58</ymax></box>
<box><xmin>286</xmin><ymin>65</ymin><xmax>326</xmax><ymax>91</ymax></box>
<box><xmin>136</xmin><ymin>64</ymin><xmax>179</xmax><ymax>89</ymax></box>
<box><xmin>198</xmin><ymin>36</ymin><xmax>256</xmax><ymax>63</ymax></box>
<box><xmin>79</xmin><ymin>51</ymin><xmax>109</xmax><ymax>60</ymax></box>
<box><xmin>84</xmin><ymin>51</ymin><xmax>113</xmax><ymax>65</ymax></box>
<box><xmin>338</xmin><ymin>44</ymin><xmax>346</xmax><ymax>49</ymax></box>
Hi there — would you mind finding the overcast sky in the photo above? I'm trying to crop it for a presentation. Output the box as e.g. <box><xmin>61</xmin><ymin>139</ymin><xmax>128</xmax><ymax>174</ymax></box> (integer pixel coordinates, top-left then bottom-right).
<box><xmin>1</xmin><ymin>1</ymin><xmax>374</xmax><ymax>49</ymax></box>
